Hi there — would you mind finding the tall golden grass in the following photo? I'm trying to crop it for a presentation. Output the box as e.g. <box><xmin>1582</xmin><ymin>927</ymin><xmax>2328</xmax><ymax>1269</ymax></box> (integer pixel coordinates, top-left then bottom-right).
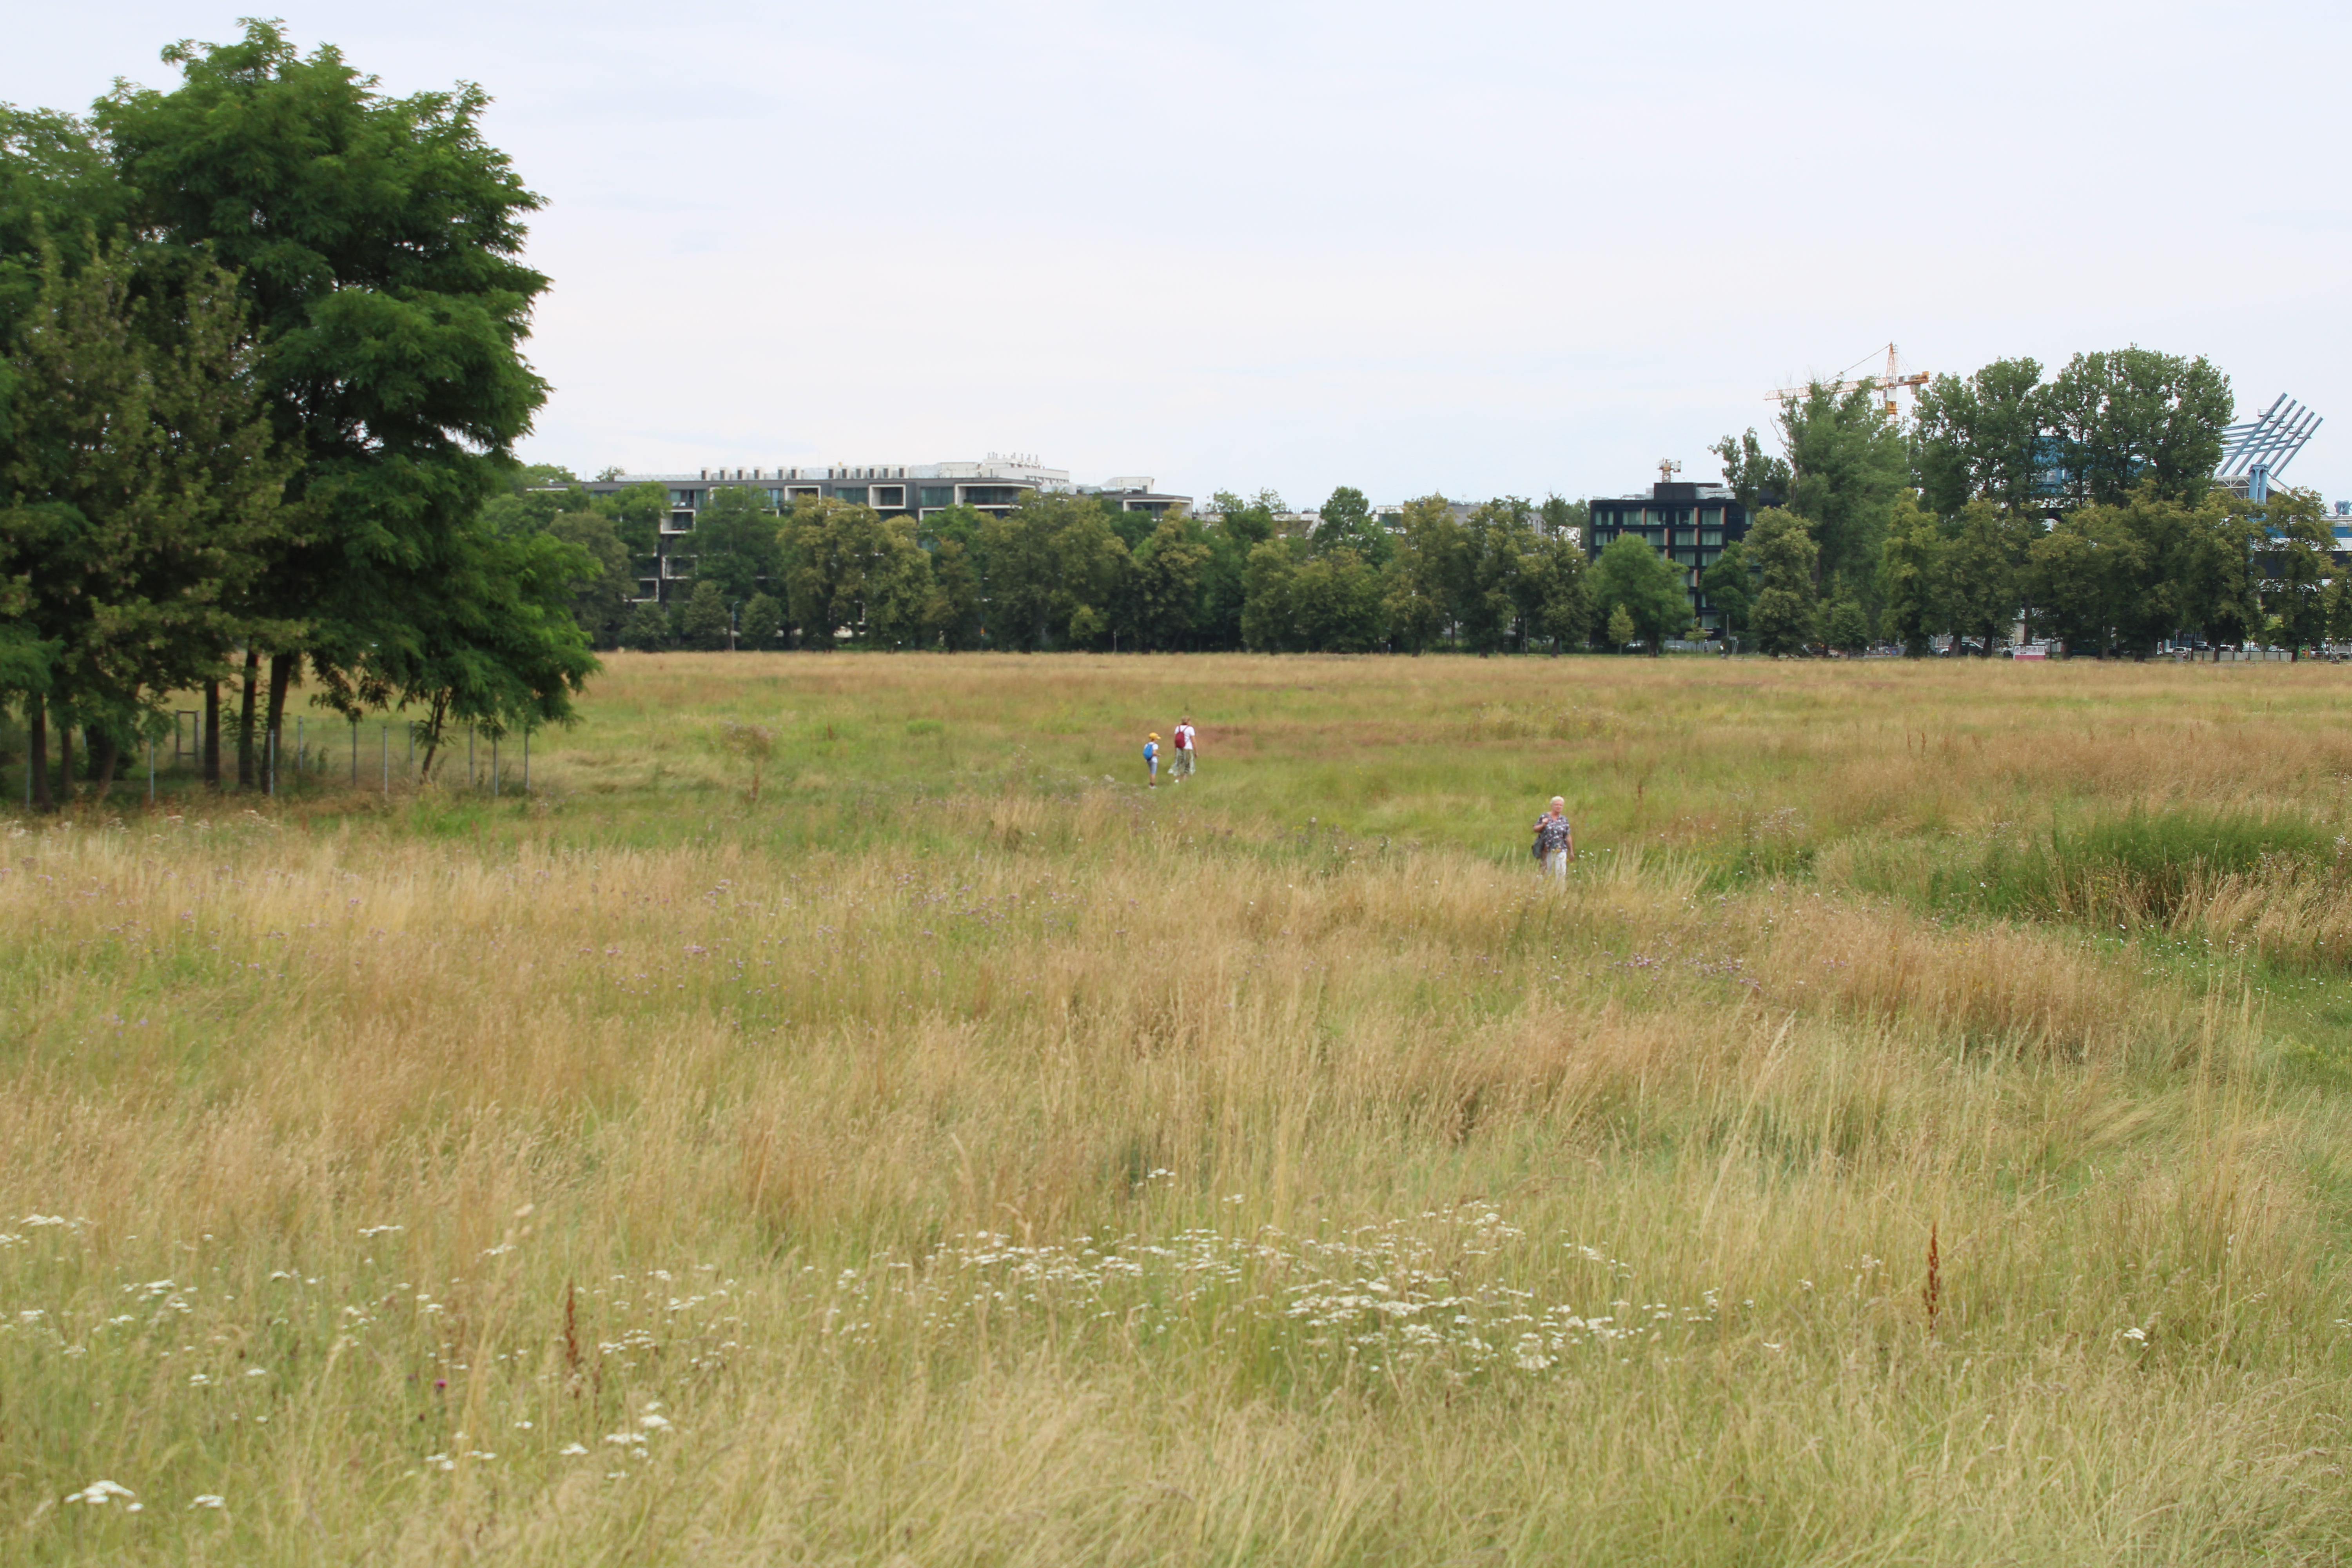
<box><xmin>4</xmin><ymin>655</ymin><xmax>2352</xmax><ymax>1563</ymax></box>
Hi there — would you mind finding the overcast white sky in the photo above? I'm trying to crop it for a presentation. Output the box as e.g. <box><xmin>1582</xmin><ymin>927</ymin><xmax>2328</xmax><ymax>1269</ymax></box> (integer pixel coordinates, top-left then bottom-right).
<box><xmin>8</xmin><ymin>2</ymin><xmax>2348</xmax><ymax>506</ymax></box>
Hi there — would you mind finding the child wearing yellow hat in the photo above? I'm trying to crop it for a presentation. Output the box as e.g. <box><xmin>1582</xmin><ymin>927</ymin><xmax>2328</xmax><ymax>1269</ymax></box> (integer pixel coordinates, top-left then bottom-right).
<box><xmin>1143</xmin><ymin>732</ymin><xmax>1160</xmax><ymax>787</ymax></box>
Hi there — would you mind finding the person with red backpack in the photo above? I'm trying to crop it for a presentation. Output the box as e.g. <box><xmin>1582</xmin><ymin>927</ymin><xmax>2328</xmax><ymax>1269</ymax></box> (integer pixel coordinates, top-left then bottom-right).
<box><xmin>1171</xmin><ymin>717</ymin><xmax>1197</xmax><ymax>782</ymax></box>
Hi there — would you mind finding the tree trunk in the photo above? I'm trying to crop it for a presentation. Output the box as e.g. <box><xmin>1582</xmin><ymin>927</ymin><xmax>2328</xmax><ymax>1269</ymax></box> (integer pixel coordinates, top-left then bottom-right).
<box><xmin>236</xmin><ymin>650</ymin><xmax>260</xmax><ymax>788</ymax></box>
<box><xmin>59</xmin><ymin>723</ymin><xmax>74</xmax><ymax>805</ymax></box>
<box><xmin>28</xmin><ymin>694</ymin><xmax>49</xmax><ymax>813</ymax></box>
<box><xmin>89</xmin><ymin>728</ymin><xmax>119</xmax><ymax>799</ymax></box>
<box><xmin>265</xmin><ymin>653</ymin><xmax>296</xmax><ymax>769</ymax></box>
<box><xmin>417</xmin><ymin>692</ymin><xmax>449</xmax><ymax>780</ymax></box>
<box><xmin>203</xmin><ymin>681</ymin><xmax>221</xmax><ymax>789</ymax></box>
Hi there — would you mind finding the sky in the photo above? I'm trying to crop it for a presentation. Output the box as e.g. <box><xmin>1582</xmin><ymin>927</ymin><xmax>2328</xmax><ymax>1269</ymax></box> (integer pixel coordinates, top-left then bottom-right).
<box><xmin>7</xmin><ymin>1</ymin><xmax>2348</xmax><ymax>508</ymax></box>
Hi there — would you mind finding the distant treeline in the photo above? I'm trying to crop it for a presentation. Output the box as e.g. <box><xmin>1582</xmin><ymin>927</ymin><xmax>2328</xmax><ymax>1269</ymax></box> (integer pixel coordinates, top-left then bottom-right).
<box><xmin>500</xmin><ymin>483</ymin><xmax>1626</xmax><ymax>657</ymax></box>
<box><xmin>1710</xmin><ymin>350</ymin><xmax>2342</xmax><ymax>658</ymax></box>
<box><xmin>523</xmin><ymin>346</ymin><xmax>2330</xmax><ymax>662</ymax></box>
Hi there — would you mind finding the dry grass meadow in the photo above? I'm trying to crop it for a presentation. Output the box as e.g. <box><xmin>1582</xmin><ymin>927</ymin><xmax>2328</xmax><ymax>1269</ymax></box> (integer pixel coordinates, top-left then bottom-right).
<box><xmin>8</xmin><ymin>652</ymin><xmax>2352</xmax><ymax>1564</ymax></box>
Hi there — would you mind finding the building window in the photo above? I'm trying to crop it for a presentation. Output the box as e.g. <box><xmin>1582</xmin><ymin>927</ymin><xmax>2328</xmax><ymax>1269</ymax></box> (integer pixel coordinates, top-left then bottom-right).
<box><xmin>766</xmin><ymin>488</ymin><xmax>784</xmax><ymax>508</ymax></box>
<box><xmin>787</xmin><ymin>486</ymin><xmax>822</xmax><ymax>503</ymax></box>
<box><xmin>835</xmin><ymin>485</ymin><xmax>869</xmax><ymax>507</ymax></box>
<box><xmin>872</xmin><ymin>485</ymin><xmax>906</xmax><ymax>509</ymax></box>
<box><xmin>1675</xmin><ymin>530</ymin><xmax>1697</xmax><ymax>548</ymax></box>
<box><xmin>963</xmin><ymin>485</ymin><xmax>1022</xmax><ymax>506</ymax></box>
<box><xmin>663</xmin><ymin>511</ymin><xmax>694</xmax><ymax>533</ymax></box>
<box><xmin>918</xmin><ymin>486</ymin><xmax>954</xmax><ymax>508</ymax></box>
<box><xmin>669</xmin><ymin>488</ymin><xmax>702</xmax><ymax>507</ymax></box>
<box><xmin>1700</xmin><ymin>529</ymin><xmax>1722</xmax><ymax>547</ymax></box>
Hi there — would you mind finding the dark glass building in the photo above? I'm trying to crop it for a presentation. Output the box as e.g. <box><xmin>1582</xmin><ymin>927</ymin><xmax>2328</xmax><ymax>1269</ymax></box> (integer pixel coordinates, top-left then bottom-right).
<box><xmin>1583</xmin><ymin>480</ymin><xmax>1758</xmax><ymax>635</ymax></box>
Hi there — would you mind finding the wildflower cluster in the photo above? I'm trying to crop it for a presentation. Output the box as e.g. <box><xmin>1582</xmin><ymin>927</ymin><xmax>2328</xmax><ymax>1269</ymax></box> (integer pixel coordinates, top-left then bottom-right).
<box><xmin>807</xmin><ymin>1202</ymin><xmax>1733</xmax><ymax>1383</ymax></box>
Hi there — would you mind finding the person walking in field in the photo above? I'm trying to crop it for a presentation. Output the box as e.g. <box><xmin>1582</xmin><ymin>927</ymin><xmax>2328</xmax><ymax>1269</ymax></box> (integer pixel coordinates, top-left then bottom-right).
<box><xmin>1533</xmin><ymin>796</ymin><xmax>1573</xmax><ymax>881</ymax></box>
<box><xmin>1171</xmin><ymin>717</ymin><xmax>1197</xmax><ymax>782</ymax></box>
<box><xmin>1144</xmin><ymin>732</ymin><xmax>1160</xmax><ymax>787</ymax></box>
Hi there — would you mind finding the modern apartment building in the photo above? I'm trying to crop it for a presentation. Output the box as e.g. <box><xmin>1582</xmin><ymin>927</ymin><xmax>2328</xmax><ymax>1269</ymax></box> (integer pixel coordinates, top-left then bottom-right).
<box><xmin>580</xmin><ymin>457</ymin><xmax>1190</xmax><ymax>603</ymax></box>
<box><xmin>1583</xmin><ymin>479</ymin><xmax>1758</xmax><ymax>635</ymax></box>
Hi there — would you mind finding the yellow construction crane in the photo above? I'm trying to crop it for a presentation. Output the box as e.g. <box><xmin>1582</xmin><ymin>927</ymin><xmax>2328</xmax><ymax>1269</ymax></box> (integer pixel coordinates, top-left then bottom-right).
<box><xmin>1766</xmin><ymin>343</ymin><xmax>1929</xmax><ymax>418</ymax></box>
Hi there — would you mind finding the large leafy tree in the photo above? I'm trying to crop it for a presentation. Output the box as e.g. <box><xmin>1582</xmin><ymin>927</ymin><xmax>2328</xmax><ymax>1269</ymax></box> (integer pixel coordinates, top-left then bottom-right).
<box><xmin>1778</xmin><ymin>383</ymin><xmax>1909</xmax><ymax>597</ymax></box>
<box><xmin>1528</xmin><ymin>532</ymin><xmax>1591</xmax><ymax>653</ymax></box>
<box><xmin>689</xmin><ymin>486</ymin><xmax>784</xmax><ymax>602</ymax></box>
<box><xmin>1944</xmin><ymin>500</ymin><xmax>2034</xmax><ymax>652</ymax></box>
<box><xmin>1312</xmin><ymin>485</ymin><xmax>1388</xmax><ymax>564</ymax></box>
<box><xmin>977</xmin><ymin>493</ymin><xmax>1126</xmax><ymax>651</ymax></box>
<box><xmin>1198</xmin><ymin>491</ymin><xmax>1279</xmax><ymax>647</ymax></box>
<box><xmin>1458</xmin><ymin>497</ymin><xmax>1540</xmax><ymax>654</ymax></box>
<box><xmin>2</xmin><ymin>245</ymin><xmax>294</xmax><ymax>803</ymax></box>
<box><xmin>1702</xmin><ymin>540</ymin><xmax>1753</xmax><ymax>649</ymax></box>
<box><xmin>1290</xmin><ymin>547</ymin><xmax>1387</xmax><ymax>652</ymax></box>
<box><xmin>1238</xmin><ymin>537</ymin><xmax>1304</xmax><ymax>652</ymax></box>
<box><xmin>2025</xmin><ymin>507</ymin><xmax>2145</xmax><ymax>657</ymax></box>
<box><xmin>1382</xmin><ymin>496</ymin><xmax>1461</xmax><ymax>654</ymax></box>
<box><xmin>1912</xmin><ymin>359</ymin><xmax>2049</xmax><ymax>516</ymax></box>
<box><xmin>786</xmin><ymin>497</ymin><xmax>933</xmax><ymax>647</ymax></box>
<box><xmin>1708</xmin><ymin>428</ymin><xmax>1790</xmax><ymax>516</ymax></box>
<box><xmin>1586</xmin><ymin>534</ymin><xmax>1688</xmax><ymax>655</ymax></box>
<box><xmin>96</xmin><ymin>20</ymin><xmax>583</xmax><ymax>753</ymax></box>
<box><xmin>1745</xmin><ymin>509</ymin><xmax>1820</xmax><ymax>656</ymax></box>
<box><xmin>1128</xmin><ymin>514</ymin><xmax>1209</xmax><ymax>650</ymax></box>
<box><xmin>2046</xmin><ymin>348</ymin><xmax>2232</xmax><ymax>507</ymax></box>
<box><xmin>2255</xmin><ymin>488</ymin><xmax>2334</xmax><ymax>657</ymax></box>
<box><xmin>1878</xmin><ymin>492</ymin><xmax>1948</xmax><ymax>656</ymax></box>
<box><xmin>678</xmin><ymin>581</ymin><xmax>732</xmax><ymax>651</ymax></box>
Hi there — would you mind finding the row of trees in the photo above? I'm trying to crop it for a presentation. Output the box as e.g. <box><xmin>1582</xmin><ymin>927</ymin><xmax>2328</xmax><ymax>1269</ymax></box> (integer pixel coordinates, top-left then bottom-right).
<box><xmin>1</xmin><ymin>22</ymin><xmax>592</xmax><ymax>807</ymax></box>
<box><xmin>505</xmin><ymin>482</ymin><xmax>1661</xmax><ymax>655</ymax></box>
<box><xmin>1703</xmin><ymin>349</ymin><xmax>2332</xmax><ymax>657</ymax></box>
<box><xmin>514</xmin><ymin>344</ymin><xmax>2284</xmax><ymax>664</ymax></box>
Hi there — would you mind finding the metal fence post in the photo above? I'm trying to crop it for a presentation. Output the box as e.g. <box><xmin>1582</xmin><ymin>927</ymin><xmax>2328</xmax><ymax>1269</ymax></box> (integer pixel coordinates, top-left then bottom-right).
<box><xmin>468</xmin><ymin>726</ymin><xmax>475</xmax><ymax>790</ymax></box>
<box><xmin>523</xmin><ymin>728</ymin><xmax>530</xmax><ymax>795</ymax></box>
<box><xmin>350</xmin><ymin>719</ymin><xmax>358</xmax><ymax>786</ymax></box>
<box><xmin>296</xmin><ymin>717</ymin><xmax>304</xmax><ymax>778</ymax></box>
<box><xmin>492</xmin><ymin>735</ymin><xmax>500</xmax><ymax>798</ymax></box>
<box><xmin>148</xmin><ymin>741</ymin><xmax>156</xmax><ymax>806</ymax></box>
<box><xmin>382</xmin><ymin>724</ymin><xmax>388</xmax><ymax>797</ymax></box>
